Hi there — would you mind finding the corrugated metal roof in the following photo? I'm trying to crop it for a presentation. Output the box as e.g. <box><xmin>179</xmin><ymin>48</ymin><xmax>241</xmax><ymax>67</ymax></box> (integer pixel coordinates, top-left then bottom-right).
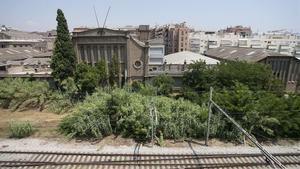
<box><xmin>205</xmin><ymin>46</ymin><xmax>290</xmax><ymax>62</ymax></box>
<box><xmin>0</xmin><ymin>47</ymin><xmax>51</xmax><ymax>62</ymax></box>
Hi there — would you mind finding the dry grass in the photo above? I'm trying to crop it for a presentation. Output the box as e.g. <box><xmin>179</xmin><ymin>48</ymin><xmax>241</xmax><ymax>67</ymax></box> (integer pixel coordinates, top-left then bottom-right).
<box><xmin>0</xmin><ymin>108</ymin><xmax>65</xmax><ymax>138</ymax></box>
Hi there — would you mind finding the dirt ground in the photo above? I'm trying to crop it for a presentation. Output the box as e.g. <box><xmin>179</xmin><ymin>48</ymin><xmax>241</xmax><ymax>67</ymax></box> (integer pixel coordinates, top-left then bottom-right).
<box><xmin>0</xmin><ymin>108</ymin><xmax>65</xmax><ymax>138</ymax></box>
<box><xmin>0</xmin><ymin>108</ymin><xmax>299</xmax><ymax>149</ymax></box>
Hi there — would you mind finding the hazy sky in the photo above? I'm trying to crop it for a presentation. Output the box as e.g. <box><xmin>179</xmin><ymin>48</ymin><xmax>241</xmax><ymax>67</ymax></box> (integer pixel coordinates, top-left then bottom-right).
<box><xmin>1</xmin><ymin>0</ymin><xmax>299</xmax><ymax>33</ymax></box>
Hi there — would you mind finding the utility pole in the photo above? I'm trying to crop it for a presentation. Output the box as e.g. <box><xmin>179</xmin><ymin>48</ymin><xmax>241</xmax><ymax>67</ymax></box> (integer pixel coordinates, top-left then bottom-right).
<box><xmin>205</xmin><ymin>87</ymin><xmax>213</xmax><ymax>146</ymax></box>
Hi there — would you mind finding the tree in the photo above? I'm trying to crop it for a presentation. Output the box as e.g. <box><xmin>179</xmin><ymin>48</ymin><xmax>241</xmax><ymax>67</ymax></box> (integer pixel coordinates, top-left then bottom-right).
<box><xmin>216</xmin><ymin>61</ymin><xmax>278</xmax><ymax>91</ymax></box>
<box><xmin>183</xmin><ymin>60</ymin><xmax>282</xmax><ymax>94</ymax></box>
<box><xmin>152</xmin><ymin>74</ymin><xmax>175</xmax><ymax>96</ymax></box>
<box><xmin>51</xmin><ymin>9</ymin><xmax>76</xmax><ymax>86</ymax></box>
<box><xmin>183</xmin><ymin>60</ymin><xmax>216</xmax><ymax>93</ymax></box>
<box><xmin>74</xmin><ymin>63</ymin><xmax>98</xmax><ymax>98</ymax></box>
<box><xmin>214</xmin><ymin>83</ymin><xmax>281</xmax><ymax>140</ymax></box>
<box><xmin>109</xmin><ymin>55</ymin><xmax>120</xmax><ymax>87</ymax></box>
<box><xmin>277</xmin><ymin>94</ymin><xmax>300</xmax><ymax>138</ymax></box>
<box><xmin>95</xmin><ymin>59</ymin><xmax>108</xmax><ymax>87</ymax></box>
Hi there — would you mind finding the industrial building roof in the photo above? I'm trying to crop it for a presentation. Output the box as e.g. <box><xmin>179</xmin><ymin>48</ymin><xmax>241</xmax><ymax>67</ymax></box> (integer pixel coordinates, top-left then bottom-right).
<box><xmin>0</xmin><ymin>29</ymin><xmax>44</xmax><ymax>40</ymax></box>
<box><xmin>205</xmin><ymin>46</ymin><xmax>289</xmax><ymax>62</ymax></box>
<box><xmin>164</xmin><ymin>51</ymin><xmax>219</xmax><ymax>65</ymax></box>
<box><xmin>0</xmin><ymin>47</ymin><xmax>51</xmax><ymax>62</ymax></box>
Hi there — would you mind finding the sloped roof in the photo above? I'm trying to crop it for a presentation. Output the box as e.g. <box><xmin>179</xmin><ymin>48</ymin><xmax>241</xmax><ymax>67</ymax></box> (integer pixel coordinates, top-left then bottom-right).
<box><xmin>205</xmin><ymin>46</ymin><xmax>290</xmax><ymax>62</ymax></box>
<box><xmin>164</xmin><ymin>51</ymin><xmax>219</xmax><ymax>65</ymax></box>
<box><xmin>0</xmin><ymin>47</ymin><xmax>51</xmax><ymax>62</ymax></box>
<box><xmin>3</xmin><ymin>57</ymin><xmax>51</xmax><ymax>66</ymax></box>
<box><xmin>131</xmin><ymin>37</ymin><xmax>146</xmax><ymax>47</ymax></box>
<box><xmin>23</xmin><ymin>57</ymin><xmax>51</xmax><ymax>66</ymax></box>
<box><xmin>0</xmin><ymin>29</ymin><xmax>44</xmax><ymax>40</ymax></box>
<box><xmin>72</xmin><ymin>28</ymin><xmax>129</xmax><ymax>37</ymax></box>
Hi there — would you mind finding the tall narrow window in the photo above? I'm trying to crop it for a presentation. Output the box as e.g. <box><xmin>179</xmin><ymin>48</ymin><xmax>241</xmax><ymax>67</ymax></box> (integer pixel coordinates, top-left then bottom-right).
<box><xmin>80</xmin><ymin>46</ymin><xmax>85</xmax><ymax>62</ymax></box>
<box><xmin>107</xmin><ymin>46</ymin><xmax>111</xmax><ymax>62</ymax></box>
<box><xmin>93</xmin><ymin>46</ymin><xmax>98</xmax><ymax>63</ymax></box>
<box><xmin>100</xmin><ymin>46</ymin><xmax>105</xmax><ymax>60</ymax></box>
<box><xmin>87</xmin><ymin>46</ymin><xmax>92</xmax><ymax>63</ymax></box>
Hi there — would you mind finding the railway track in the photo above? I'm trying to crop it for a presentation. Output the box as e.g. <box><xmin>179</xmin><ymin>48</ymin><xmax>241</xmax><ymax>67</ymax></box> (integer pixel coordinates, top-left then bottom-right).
<box><xmin>0</xmin><ymin>151</ymin><xmax>299</xmax><ymax>169</ymax></box>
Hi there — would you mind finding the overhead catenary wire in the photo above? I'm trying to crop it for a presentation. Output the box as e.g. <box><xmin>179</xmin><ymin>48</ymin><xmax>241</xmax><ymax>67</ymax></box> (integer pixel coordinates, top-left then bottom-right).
<box><xmin>206</xmin><ymin>88</ymin><xmax>286</xmax><ymax>168</ymax></box>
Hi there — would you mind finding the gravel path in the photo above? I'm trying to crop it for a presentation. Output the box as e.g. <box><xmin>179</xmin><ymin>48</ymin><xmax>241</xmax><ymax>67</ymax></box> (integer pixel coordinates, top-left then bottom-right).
<box><xmin>0</xmin><ymin>138</ymin><xmax>299</xmax><ymax>154</ymax></box>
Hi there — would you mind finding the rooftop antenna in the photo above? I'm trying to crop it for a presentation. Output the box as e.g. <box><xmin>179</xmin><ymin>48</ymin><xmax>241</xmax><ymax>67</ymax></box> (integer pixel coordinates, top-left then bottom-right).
<box><xmin>93</xmin><ymin>5</ymin><xmax>100</xmax><ymax>28</ymax></box>
<box><xmin>102</xmin><ymin>6</ymin><xmax>111</xmax><ymax>29</ymax></box>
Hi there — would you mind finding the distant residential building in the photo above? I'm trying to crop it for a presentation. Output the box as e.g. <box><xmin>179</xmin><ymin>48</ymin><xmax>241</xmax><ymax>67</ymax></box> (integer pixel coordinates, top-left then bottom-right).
<box><xmin>117</xmin><ymin>25</ymin><xmax>151</xmax><ymax>42</ymax></box>
<box><xmin>205</xmin><ymin>46</ymin><xmax>300</xmax><ymax>92</ymax></box>
<box><xmin>189</xmin><ymin>31</ymin><xmax>218</xmax><ymax>54</ymax></box>
<box><xmin>189</xmin><ymin>30</ymin><xmax>300</xmax><ymax>57</ymax></box>
<box><xmin>72</xmin><ymin>27</ymin><xmax>149</xmax><ymax>83</ymax></box>
<box><xmin>151</xmin><ymin>22</ymin><xmax>189</xmax><ymax>54</ymax></box>
<box><xmin>219</xmin><ymin>25</ymin><xmax>252</xmax><ymax>37</ymax></box>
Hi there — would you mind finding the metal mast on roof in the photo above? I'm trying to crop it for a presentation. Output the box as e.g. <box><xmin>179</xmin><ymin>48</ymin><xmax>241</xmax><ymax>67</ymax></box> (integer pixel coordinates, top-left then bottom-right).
<box><xmin>102</xmin><ymin>6</ymin><xmax>111</xmax><ymax>29</ymax></box>
<box><xmin>93</xmin><ymin>5</ymin><xmax>100</xmax><ymax>28</ymax></box>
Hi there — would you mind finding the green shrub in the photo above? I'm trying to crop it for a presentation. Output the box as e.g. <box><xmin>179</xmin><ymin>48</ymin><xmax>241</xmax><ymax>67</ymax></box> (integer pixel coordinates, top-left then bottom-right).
<box><xmin>0</xmin><ymin>78</ymin><xmax>73</xmax><ymax>113</ymax></box>
<box><xmin>59</xmin><ymin>110</ymin><xmax>112</xmax><ymax>139</ymax></box>
<box><xmin>59</xmin><ymin>89</ymin><xmax>112</xmax><ymax>138</ymax></box>
<box><xmin>152</xmin><ymin>74</ymin><xmax>175</xmax><ymax>96</ymax></box>
<box><xmin>139</xmin><ymin>84</ymin><xmax>157</xmax><ymax>96</ymax></box>
<box><xmin>0</xmin><ymin>78</ymin><xmax>47</xmax><ymax>111</ymax></box>
<box><xmin>46</xmin><ymin>92</ymin><xmax>73</xmax><ymax>114</ymax></box>
<box><xmin>59</xmin><ymin>88</ymin><xmax>208</xmax><ymax>142</ymax></box>
<box><xmin>109</xmin><ymin>89</ymin><xmax>152</xmax><ymax>141</ymax></box>
<box><xmin>9</xmin><ymin>121</ymin><xmax>34</xmax><ymax>138</ymax></box>
<box><xmin>130</xmin><ymin>81</ymin><xmax>156</xmax><ymax>96</ymax></box>
<box><xmin>155</xmin><ymin>97</ymin><xmax>207</xmax><ymax>139</ymax></box>
<box><xmin>155</xmin><ymin>131</ymin><xmax>166</xmax><ymax>146</ymax></box>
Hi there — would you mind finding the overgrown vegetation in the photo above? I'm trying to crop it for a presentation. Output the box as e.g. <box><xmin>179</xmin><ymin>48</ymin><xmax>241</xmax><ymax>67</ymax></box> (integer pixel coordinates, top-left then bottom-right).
<box><xmin>59</xmin><ymin>88</ymin><xmax>207</xmax><ymax>142</ymax></box>
<box><xmin>0</xmin><ymin>78</ymin><xmax>72</xmax><ymax>113</ymax></box>
<box><xmin>9</xmin><ymin>121</ymin><xmax>34</xmax><ymax>138</ymax></box>
<box><xmin>1</xmin><ymin>58</ymin><xmax>299</xmax><ymax>142</ymax></box>
<box><xmin>152</xmin><ymin>74</ymin><xmax>175</xmax><ymax>96</ymax></box>
<box><xmin>182</xmin><ymin>60</ymin><xmax>300</xmax><ymax>140</ymax></box>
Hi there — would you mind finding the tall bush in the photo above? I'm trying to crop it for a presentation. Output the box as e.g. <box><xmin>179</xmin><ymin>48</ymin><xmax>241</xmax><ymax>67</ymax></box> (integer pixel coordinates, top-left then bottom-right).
<box><xmin>152</xmin><ymin>74</ymin><xmax>175</xmax><ymax>96</ymax></box>
<box><xmin>0</xmin><ymin>78</ymin><xmax>51</xmax><ymax>111</ymax></box>
<box><xmin>59</xmin><ymin>90</ymin><xmax>112</xmax><ymax>138</ymax></box>
<box><xmin>59</xmin><ymin>89</ymin><xmax>208</xmax><ymax>141</ymax></box>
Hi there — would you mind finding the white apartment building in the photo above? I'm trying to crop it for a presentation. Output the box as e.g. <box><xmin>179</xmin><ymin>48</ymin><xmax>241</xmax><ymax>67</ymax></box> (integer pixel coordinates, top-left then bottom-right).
<box><xmin>189</xmin><ymin>31</ymin><xmax>300</xmax><ymax>57</ymax></box>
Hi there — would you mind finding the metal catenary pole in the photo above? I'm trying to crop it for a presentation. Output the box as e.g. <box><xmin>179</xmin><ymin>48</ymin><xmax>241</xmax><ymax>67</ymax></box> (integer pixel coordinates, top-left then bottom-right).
<box><xmin>205</xmin><ymin>87</ymin><xmax>213</xmax><ymax>146</ymax></box>
<box><xmin>210</xmin><ymin>100</ymin><xmax>285</xmax><ymax>169</ymax></box>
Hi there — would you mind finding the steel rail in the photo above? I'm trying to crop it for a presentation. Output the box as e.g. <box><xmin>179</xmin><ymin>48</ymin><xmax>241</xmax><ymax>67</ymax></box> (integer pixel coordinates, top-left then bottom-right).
<box><xmin>1</xmin><ymin>152</ymin><xmax>299</xmax><ymax>168</ymax></box>
<box><xmin>1</xmin><ymin>150</ymin><xmax>299</xmax><ymax>157</ymax></box>
<box><xmin>1</xmin><ymin>160</ymin><xmax>299</xmax><ymax>168</ymax></box>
